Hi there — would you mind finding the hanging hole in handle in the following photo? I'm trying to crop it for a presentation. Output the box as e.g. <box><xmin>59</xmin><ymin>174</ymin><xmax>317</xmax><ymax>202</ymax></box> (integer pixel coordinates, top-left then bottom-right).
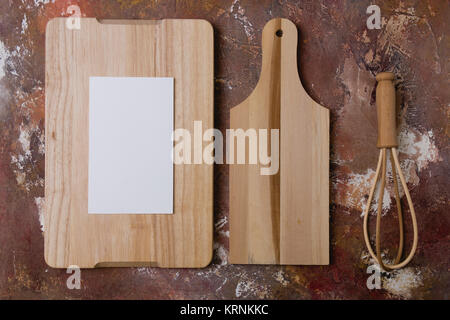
<box><xmin>275</xmin><ymin>29</ymin><xmax>283</xmax><ymax>37</ymax></box>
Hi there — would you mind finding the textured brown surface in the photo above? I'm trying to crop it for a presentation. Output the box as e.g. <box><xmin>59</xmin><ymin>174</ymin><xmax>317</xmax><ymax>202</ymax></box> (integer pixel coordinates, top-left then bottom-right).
<box><xmin>0</xmin><ymin>0</ymin><xmax>448</xmax><ymax>299</ymax></box>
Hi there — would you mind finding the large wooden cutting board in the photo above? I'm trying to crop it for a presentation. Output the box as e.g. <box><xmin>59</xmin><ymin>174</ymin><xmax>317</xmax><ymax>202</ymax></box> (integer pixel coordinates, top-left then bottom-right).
<box><xmin>229</xmin><ymin>18</ymin><xmax>329</xmax><ymax>265</ymax></box>
<box><xmin>45</xmin><ymin>18</ymin><xmax>213</xmax><ymax>268</ymax></box>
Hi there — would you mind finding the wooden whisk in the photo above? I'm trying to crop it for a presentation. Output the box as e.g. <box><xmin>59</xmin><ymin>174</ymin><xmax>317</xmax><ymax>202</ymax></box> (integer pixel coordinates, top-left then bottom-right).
<box><xmin>363</xmin><ymin>72</ymin><xmax>418</xmax><ymax>270</ymax></box>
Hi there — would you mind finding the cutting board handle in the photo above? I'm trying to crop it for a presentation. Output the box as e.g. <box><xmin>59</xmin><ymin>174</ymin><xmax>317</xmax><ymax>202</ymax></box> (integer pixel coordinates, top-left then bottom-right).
<box><xmin>257</xmin><ymin>18</ymin><xmax>303</xmax><ymax>95</ymax></box>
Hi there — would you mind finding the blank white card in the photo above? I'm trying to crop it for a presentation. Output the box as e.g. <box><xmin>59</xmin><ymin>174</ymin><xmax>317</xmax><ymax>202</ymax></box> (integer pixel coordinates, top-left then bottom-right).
<box><xmin>88</xmin><ymin>77</ymin><xmax>173</xmax><ymax>214</ymax></box>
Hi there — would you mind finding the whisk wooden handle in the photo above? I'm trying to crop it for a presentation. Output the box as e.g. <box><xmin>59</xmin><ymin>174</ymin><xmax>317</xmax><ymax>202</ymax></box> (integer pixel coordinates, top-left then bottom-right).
<box><xmin>376</xmin><ymin>72</ymin><xmax>398</xmax><ymax>148</ymax></box>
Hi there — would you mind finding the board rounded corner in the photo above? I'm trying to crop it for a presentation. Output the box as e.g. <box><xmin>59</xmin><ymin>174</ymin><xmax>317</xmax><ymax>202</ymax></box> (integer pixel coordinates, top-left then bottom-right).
<box><xmin>195</xmin><ymin>19</ymin><xmax>214</xmax><ymax>36</ymax></box>
<box><xmin>43</xmin><ymin>253</ymin><xmax>64</xmax><ymax>269</ymax></box>
<box><xmin>45</xmin><ymin>17</ymin><xmax>63</xmax><ymax>35</ymax></box>
<box><xmin>195</xmin><ymin>247</ymin><xmax>214</xmax><ymax>269</ymax></box>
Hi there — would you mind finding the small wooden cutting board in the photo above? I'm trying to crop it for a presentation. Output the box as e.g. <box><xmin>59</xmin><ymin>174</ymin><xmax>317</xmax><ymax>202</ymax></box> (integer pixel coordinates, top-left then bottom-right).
<box><xmin>45</xmin><ymin>18</ymin><xmax>213</xmax><ymax>268</ymax></box>
<box><xmin>229</xmin><ymin>18</ymin><xmax>329</xmax><ymax>265</ymax></box>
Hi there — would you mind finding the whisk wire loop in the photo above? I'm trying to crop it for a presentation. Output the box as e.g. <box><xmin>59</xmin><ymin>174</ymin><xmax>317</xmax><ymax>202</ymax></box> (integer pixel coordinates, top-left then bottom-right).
<box><xmin>363</xmin><ymin>147</ymin><xmax>418</xmax><ymax>270</ymax></box>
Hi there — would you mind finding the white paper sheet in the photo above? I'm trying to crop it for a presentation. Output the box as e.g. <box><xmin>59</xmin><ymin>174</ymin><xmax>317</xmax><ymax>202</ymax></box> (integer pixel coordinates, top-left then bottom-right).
<box><xmin>88</xmin><ymin>77</ymin><xmax>173</xmax><ymax>214</ymax></box>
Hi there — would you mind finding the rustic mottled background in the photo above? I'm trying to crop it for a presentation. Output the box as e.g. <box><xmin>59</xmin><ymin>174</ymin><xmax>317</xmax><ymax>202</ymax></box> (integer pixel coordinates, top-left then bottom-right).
<box><xmin>0</xmin><ymin>0</ymin><xmax>448</xmax><ymax>299</ymax></box>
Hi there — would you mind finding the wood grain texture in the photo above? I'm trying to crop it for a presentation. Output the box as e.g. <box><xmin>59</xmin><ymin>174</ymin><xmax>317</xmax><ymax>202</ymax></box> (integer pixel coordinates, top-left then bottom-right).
<box><xmin>375</xmin><ymin>72</ymin><xmax>398</xmax><ymax>148</ymax></box>
<box><xmin>45</xmin><ymin>18</ymin><xmax>213</xmax><ymax>268</ymax></box>
<box><xmin>229</xmin><ymin>18</ymin><xmax>329</xmax><ymax>265</ymax></box>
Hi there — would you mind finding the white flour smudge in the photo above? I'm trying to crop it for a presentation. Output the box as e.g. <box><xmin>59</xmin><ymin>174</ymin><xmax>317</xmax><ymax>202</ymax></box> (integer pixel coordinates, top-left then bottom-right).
<box><xmin>398</xmin><ymin>128</ymin><xmax>440</xmax><ymax>172</ymax></box>
<box><xmin>274</xmin><ymin>269</ymin><xmax>289</xmax><ymax>286</ymax></box>
<box><xmin>34</xmin><ymin>0</ymin><xmax>53</xmax><ymax>6</ymax></box>
<box><xmin>11</xmin><ymin>124</ymin><xmax>44</xmax><ymax>192</ymax></box>
<box><xmin>215</xmin><ymin>216</ymin><xmax>228</xmax><ymax>230</ymax></box>
<box><xmin>344</xmin><ymin>168</ymin><xmax>376</xmax><ymax>211</ymax></box>
<box><xmin>369</xmin><ymin>175</ymin><xmax>392</xmax><ymax>215</ymax></box>
<box><xmin>229</xmin><ymin>0</ymin><xmax>255</xmax><ymax>41</ymax></box>
<box><xmin>347</xmin><ymin>127</ymin><xmax>440</xmax><ymax>215</ymax></box>
<box><xmin>235</xmin><ymin>280</ymin><xmax>253</xmax><ymax>298</ymax></box>
<box><xmin>0</xmin><ymin>41</ymin><xmax>10</xmax><ymax>80</ymax></box>
<box><xmin>34</xmin><ymin>197</ymin><xmax>45</xmax><ymax>231</ymax></box>
<box><xmin>21</xmin><ymin>14</ymin><xmax>28</xmax><ymax>34</ymax></box>
<box><xmin>361</xmin><ymin>251</ymin><xmax>424</xmax><ymax>299</ymax></box>
<box><xmin>214</xmin><ymin>242</ymin><xmax>228</xmax><ymax>266</ymax></box>
<box><xmin>383</xmin><ymin>267</ymin><xmax>423</xmax><ymax>299</ymax></box>
<box><xmin>219</xmin><ymin>230</ymin><xmax>229</xmax><ymax>238</ymax></box>
<box><xmin>136</xmin><ymin>267</ymin><xmax>157</xmax><ymax>278</ymax></box>
<box><xmin>215</xmin><ymin>216</ymin><xmax>229</xmax><ymax>238</ymax></box>
<box><xmin>235</xmin><ymin>277</ymin><xmax>270</xmax><ymax>298</ymax></box>
<box><xmin>18</xmin><ymin>125</ymin><xmax>31</xmax><ymax>156</ymax></box>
